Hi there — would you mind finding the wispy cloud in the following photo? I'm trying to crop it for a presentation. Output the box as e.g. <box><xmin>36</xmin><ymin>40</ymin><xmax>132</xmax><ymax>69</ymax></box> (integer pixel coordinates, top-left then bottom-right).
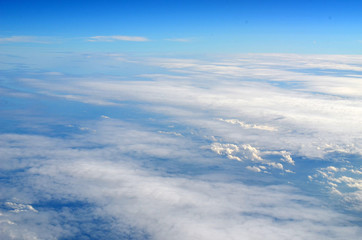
<box><xmin>87</xmin><ymin>35</ymin><xmax>149</xmax><ymax>42</ymax></box>
<box><xmin>0</xmin><ymin>36</ymin><xmax>51</xmax><ymax>44</ymax></box>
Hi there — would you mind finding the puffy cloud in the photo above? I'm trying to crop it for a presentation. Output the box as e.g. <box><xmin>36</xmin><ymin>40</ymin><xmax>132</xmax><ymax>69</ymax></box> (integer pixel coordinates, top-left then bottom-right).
<box><xmin>246</xmin><ymin>166</ymin><xmax>262</xmax><ymax>172</ymax></box>
<box><xmin>311</xmin><ymin>165</ymin><xmax>362</xmax><ymax>211</ymax></box>
<box><xmin>210</xmin><ymin>142</ymin><xmax>292</xmax><ymax>172</ymax></box>
<box><xmin>5</xmin><ymin>202</ymin><xmax>38</xmax><ymax>213</ymax></box>
<box><xmin>326</xmin><ymin>166</ymin><xmax>339</xmax><ymax>172</ymax></box>
<box><xmin>210</xmin><ymin>143</ymin><xmax>240</xmax><ymax>157</ymax></box>
<box><xmin>218</xmin><ymin>118</ymin><xmax>277</xmax><ymax>131</ymax></box>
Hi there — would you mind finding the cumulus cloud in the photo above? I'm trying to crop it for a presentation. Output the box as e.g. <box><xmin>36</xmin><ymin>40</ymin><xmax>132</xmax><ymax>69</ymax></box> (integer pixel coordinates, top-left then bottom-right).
<box><xmin>246</xmin><ymin>166</ymin><xmax>262</xmax><ymax>172</ymax></box>
<box><xmin>210</xmin><ymin>142</ymin><xmax>294</xmax><ymax>172</ymax></box>
<box><xmin>218</xmin><ymin>118</ymin><xmax>277</xmax><ymax>131</ymax></box>
<box><xmin>87</xmin><ymin>35</ymin><xmax>149</xmax><ymax>42</ymax></box>
<box><xmin>310</xmin><ymin>165</ymin><xmax>362</xmax><ymax>211</ymax></box>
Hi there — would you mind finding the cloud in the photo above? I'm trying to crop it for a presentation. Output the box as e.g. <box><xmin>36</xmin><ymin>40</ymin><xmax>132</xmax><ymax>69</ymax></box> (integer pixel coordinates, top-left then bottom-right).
<box><xmin>2</xmin><ymin>53</ymin><xmax>362</xmax><ymax>238</ymax></box>
<box><xmin>310</xmin><ymin>165</ymin><xmax>362</xmax><ymax>211</ymax></box>
<box><xmin>210</xmin><ymin>142</ymin><xmax>296</xmax><ymax>173</ymax></box>
<box><xmin>87</xmin><ymin>35</ymin><xmax>149</xmax><ymax>42</ymax></box>
<box><xmin>158</xmin><ymin>131</ymin><xmax>183</xmax><ymax>137</ymax></box>
<box><xmin>218</xmin><ymin>118</ymin><xmax>277</xmax><ymax>131</ymax></box>
<box><xmin>246</xmin><ymin>166</ymin><xmax>262</xmax><ymax>172</ymax></box>
<box><xmin>5</xmin><ymin>202</ymin><xmax>38</xmax><ymax>213</ymax></box>
<box><xmin>0</xmin><ymin>125</ymin><xmax>361</xmax><ymax>239</ymax></box>
<box><xmin>10</xmin><ymin>54</ymin><xmax>362</xmax><ymax>162</ymax></box>
<box><xmin>0</xmin><ymin>36</ymin><xmax>51</xmax><ymax>44</ymax></box>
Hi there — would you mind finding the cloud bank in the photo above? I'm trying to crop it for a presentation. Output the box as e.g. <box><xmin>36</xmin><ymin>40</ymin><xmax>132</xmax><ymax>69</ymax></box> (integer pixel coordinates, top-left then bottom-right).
<box><xmin>0</xmin><ymin>120</ymin><xmax>361</xmax><ymax>239</ymax></box>
<box><xmin>1</xmin><ymin>53</ymin><xmax>361</xmax><ymax>239</ymax></box>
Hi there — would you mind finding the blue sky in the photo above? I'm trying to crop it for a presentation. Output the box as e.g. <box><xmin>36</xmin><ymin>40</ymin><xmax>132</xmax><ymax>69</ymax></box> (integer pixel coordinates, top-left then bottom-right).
<box><xmin>1</xmin><ymin>0</ymin><xmax>362</xmax><ymax>54</ymax></box>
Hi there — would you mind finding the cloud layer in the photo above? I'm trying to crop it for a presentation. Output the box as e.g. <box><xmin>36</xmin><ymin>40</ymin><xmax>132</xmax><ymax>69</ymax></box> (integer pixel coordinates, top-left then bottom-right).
<box><xmin>1</xmin><ymin>53</ymin><xmax>361</xmax><ymax>239</ymax></box>
<box><xmin>0</xmin><ymin>120</ymin><xmax>361</xmax><ymax>239</ymax></box>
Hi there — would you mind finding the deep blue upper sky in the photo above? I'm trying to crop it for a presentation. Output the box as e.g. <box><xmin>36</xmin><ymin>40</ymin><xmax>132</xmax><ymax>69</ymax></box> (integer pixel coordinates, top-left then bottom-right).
<box><xmin>0</xmin><ymin>0</ymin><xmax>362</xmax><ymax>54</ymax></box>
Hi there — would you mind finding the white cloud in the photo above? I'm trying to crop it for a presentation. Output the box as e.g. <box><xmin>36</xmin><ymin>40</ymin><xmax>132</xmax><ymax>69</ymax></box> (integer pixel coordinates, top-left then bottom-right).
<box><xmin>351</xmin><ymin>169</ymin><xmax>362</xmax><ymax>175</ymax></box>
<box><xmin>210</xmin><ymin>143</ymin><xmax>239</xmax><ymax>156</ymax></box>
<box><xmin>5</xmin><ymin>202</ymin><xmax>38</xmax><ymax>213</ymax></box>
<box><xmin>9</xmin><ymin>54</ymin><xmax>362</xmax><ymax>170</ymax></box>
<box><xmin>16</xmin><ymin>53</ymin><xmax>362</xmax><ymax>161</ymax></box>
<box><xmin>0</xmin><ymin>36</ymin><xmax>51</xmax><ymax>44</ymax></box>
<box><xmin>311</xmin><ymin>165</ymin><xmax>362</xmax><ymax>211</ymax></box>
<box><xmin>0</xmin><ymin>128</ymin><xmax>360</xmax><ymax>240</ymax></box>
<box><xmin>87</xmin><ymin>35</ymin><xmax>149</xmax><ymax>42</ymax></box>
<box><xmin>210</xmin><ymin>142</ymin><xmax>292</xmax><ymax>172</ymax></box>
<box><xmin>326</xmin><ymin>166</ymin><xmax>339</xmax><ymax>172</ymax></box>
<box><xmin>158</xmin><ymin>131</ymin><xmax>183</xmax><ymax>137</ymax></box>
<box><xmin>2</xmin><ymin>53</ymin><xmax>362</xmax><ymax>238</ymax></box>
<box><xmin>218</xmin><ymin>118</ymin><xmax>277</xmax><ymax>131</ymax></box>
<box><xmin>246</xmin><ymin>166</ymin><xmax>261</xmax><ymax>172</ymax></box>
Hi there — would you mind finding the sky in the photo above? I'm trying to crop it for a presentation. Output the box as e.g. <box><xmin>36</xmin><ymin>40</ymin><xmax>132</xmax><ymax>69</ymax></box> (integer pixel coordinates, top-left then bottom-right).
<box><xmin>0</xmin><ymin>1</ymin><xmax>362</xmax><ymax>240</ymax></box>
<box><xmin>1</xmin><ymin>0</ymin><xmax>362</xmax><ymax>54</ymax></box>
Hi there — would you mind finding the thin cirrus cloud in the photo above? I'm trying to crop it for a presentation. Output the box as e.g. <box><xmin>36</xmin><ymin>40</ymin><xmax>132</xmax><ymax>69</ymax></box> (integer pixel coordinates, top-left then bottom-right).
<box><xmin>87</xmin><ymin>35</ymin><xmax>149</xmax><ymax>42</ymax></box>
<box><xmin>0</xmin><ymin>36</ymin><xmax>51</xmax><ymax>44</ymax></box>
